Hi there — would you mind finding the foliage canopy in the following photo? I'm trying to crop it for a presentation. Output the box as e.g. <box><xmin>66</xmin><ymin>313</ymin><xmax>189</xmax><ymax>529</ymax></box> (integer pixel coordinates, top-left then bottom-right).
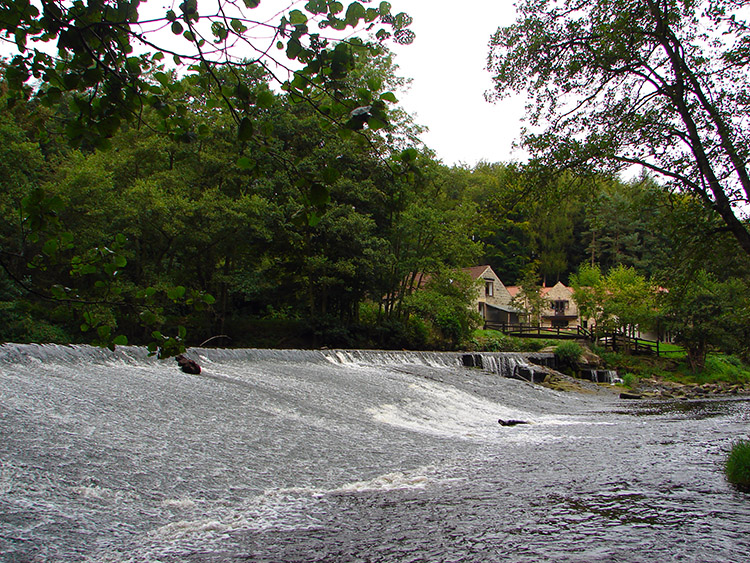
<box><xmin>489</xmin><ymin>0</ymin><xmax>750</xmax><ymax>256</ymax></box>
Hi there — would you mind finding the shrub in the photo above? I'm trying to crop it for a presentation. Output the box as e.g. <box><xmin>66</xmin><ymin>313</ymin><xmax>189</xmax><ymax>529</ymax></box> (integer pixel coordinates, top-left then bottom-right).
<box><xmin>555</xmin><ymin>341</ymin><xmax>582</xmax><ymax>366</ymax></box>
<box><xmin>621</xmin><ymin>372</ymin><xmax>638</xmax><ymax>388</ymax></box>
<box><xmin>725</xmin><ymin>439</ymin><xmax>750</xmax><ymax>491</ymax></box>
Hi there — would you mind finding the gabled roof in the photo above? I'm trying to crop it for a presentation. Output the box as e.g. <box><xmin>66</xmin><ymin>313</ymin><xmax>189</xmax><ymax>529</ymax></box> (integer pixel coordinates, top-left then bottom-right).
<box><xmin>506</xmin><ymin>281</ymin><xmax>573</xmax><ymax>298</ymax></box>
<box><xmin>462</xmin><ymin>265</ymin><xmax>494</xmax><ymax>280</ymax></box>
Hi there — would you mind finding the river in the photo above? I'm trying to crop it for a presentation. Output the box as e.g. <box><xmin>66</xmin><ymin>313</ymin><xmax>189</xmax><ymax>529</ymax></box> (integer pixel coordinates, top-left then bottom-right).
<box><xmin>1</xmin><ymin>344</ymin><xmax>748</xmax><ymax>562</ymax></box>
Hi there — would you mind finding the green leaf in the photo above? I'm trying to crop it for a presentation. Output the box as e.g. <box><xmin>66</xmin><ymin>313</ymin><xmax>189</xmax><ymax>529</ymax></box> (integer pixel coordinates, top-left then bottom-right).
<box><xmin>380</xmin><ymin>91</ymin><xmax>398</xmax><ymax>103</ymax></box>
<box><xmin>367</xmin><ymin>77</ymin><xmax>382</xmax><ymax>91</ymax></box>
<box><xmin>308</xmin><ymin>212</ymin><xmax>322</xmax><ymax>227</ymax></box>
<box><xmin>243</xmin><ymin>0</ymin><xmax>260</xmax><ymax>7</ymax></box>
<box><xmin>203</xmin><ymin>294</ymin><xmax>216</xmax><ymax>305</ymax></box>
<box><xmin>286</xmin><ymin>38</ymin><xmax>303</xmax><ymax>60</ymax></box>
<box><xmin>401</xmin><ymin>147</ymin><xmax>418</xmax><ymax>162</ymax></box>
<box><xmin>49</xmin><ymin>285</ymin><xmax>66</xmax><ymax>300</ymax></box>
<box><xmin>237</xmin><ymin>156</ymin><xmax>254</xmax><ymax>169</ymax></box>
<box><xmin>46</xmin><ymin>86</ymin><xmax>62</xmax><ymax>103</ymax></box>
<box><xmin>140</xmin><ymin>311</ymin><xmax>157</xmax><ymax>325</ymax></box>
<box><xmin>231</xmin><ymin>19</ymin><xmax>248</xmax><ymax>34</ymax></box>
<box><xmin>321</xmin><ymin>166</ymin><xmax>341</xmax><ymax>185</ymax></box>
<box><xmin>309</xmin><ymin>183</ymin><xmax>330</xmax><ymax>206</ymax></box>
<box><xmin>97</xmin><ymin>325</ymin><xmax>111</xmax><ymax>340</ymax></box>
<box><xmin>305</xmin><ymin>0</ymin><xmax>328</xmax><ymax>14</ymax></box>
<box><xmin>289</xmin><ymin>10</ymin><xmax>308</xmax><ymax>25</ymax></box>
<box><xmin>345</xmin><ymin>2</ymin><xmax>366</xmax><ymax>26</ymax></box>
<box><xmin>238</xmin><ymin>117</ymin><xmax>254</xmax><ymax>141</ymax></box>
<box><xmin>167</xmin><ymin>286</ymin><xmax>187</xmax><ymax>300</ymax></box>
<box><xmin>256</xmin><ymin>90</ymin><xmax>275</xmax><ymax>108</ymax></box>
<box><xmin>171</xmin><ymin>21</ymin><xmax>183</xmax><ymax>35</ymax></box>
<box><xmin>113</xmin><ymin>335</ymin><xmax>128</xmax><ymax>346</ymax></box>
<box><xmin>42</xmin><ymin>239</ymin><xmax>58</xmax><ymax>256</ymax></box>
<box><xmin>211</xmin><ymin>22</ymin><xmax>228</xmax><ymax>41</ymax></box>
<box><xmin>15</xmin><ymin>29</ymin><xmax>27</xmax><ymax>51</ymax></box>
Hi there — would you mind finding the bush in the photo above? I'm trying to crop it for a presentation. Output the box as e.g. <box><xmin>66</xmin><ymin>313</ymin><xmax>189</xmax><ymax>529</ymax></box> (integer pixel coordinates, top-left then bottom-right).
<box><xmin>555</xmin><ymin>341</ymin><xmax>583</xmax><ymax>366</ymax></box>
<box><xmin>621</xmin><ymin>372</ymin><xmax>638</xmax><ymax>388</ymax></box>
<box><xmin>725</xmin><ymin>439</ymin><xmax>750</xmax><ymax>491</ymax></box>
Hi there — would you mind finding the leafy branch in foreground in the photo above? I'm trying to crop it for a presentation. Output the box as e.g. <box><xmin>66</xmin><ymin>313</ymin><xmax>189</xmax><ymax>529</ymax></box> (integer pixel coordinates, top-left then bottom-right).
<box><xmin>2</xmin><ymin>0</ymin><xmax>413</xmax><ymax>147</ymax></box>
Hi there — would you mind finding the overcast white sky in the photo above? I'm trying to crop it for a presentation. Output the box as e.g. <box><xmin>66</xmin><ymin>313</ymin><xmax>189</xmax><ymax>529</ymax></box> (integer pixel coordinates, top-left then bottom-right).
<box><xmin>249</xmin><ymin>0</ymin><xmax>527</xmax><ymax>165</ymax></box>
<box><xmin>386</xmin><ymin>1</ymin><xmax>526</xmax><ymax>166</ymax></box>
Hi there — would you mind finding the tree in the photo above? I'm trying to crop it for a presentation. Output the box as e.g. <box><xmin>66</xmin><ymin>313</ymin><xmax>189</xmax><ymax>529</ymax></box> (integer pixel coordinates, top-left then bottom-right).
<box><xmin>570</xmin><ymin>264</ymin><xmax>658</xmax><ymax>340</ymax></box>
<box><xmin>404</xmin><ymin>269</ymin><xmax>482</xmax><ymax>347</ymax></box>
<box><xmin>0</xmin><ymin>5</ymin><xmax>420</xmax><ymax>352</ymax></box>
<box><xmin>511</xmin><ymin>264</ymin><xmax>546</xmax><ymax>325</ymax></box>
<box><xmin>1</xmin><ymin>1</ymin><xmax>413</xmax><ymax>148</ymax></box>
<box><xmin>661</xmin><ymin>270</ymin><xmax>750</xmax><ymax>371</ymax></box>
<box><xmin>581</xmin><ymin>174</ymin><xmax>673</xmax><ymax>275</ymax></box>
<box><xmin>489</xmin><ymin>0</ymin><xmax>750</xmax><ymax>256</ymax></box>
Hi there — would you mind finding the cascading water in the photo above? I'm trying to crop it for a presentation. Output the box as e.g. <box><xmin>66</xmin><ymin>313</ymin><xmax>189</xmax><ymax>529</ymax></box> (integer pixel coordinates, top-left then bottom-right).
<box><xmin>1</xmin><ymin>343</ymin><xmax>748</xmax><ymax>562</ymax></box>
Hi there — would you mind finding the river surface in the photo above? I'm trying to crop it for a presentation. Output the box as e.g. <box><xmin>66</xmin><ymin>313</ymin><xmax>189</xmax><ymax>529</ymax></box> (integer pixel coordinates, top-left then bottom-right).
<box><xmin>1</xmin><ymin>344</ymin><xmax>748</xmax><ymax>562</ymax></box>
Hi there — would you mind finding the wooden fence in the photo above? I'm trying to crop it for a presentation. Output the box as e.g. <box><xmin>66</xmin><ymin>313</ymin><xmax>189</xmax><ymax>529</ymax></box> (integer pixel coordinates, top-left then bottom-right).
<box><xmin>484</xmin><ymin>322</ymin><xmax>679</xmax><ymax>357</ymax></box>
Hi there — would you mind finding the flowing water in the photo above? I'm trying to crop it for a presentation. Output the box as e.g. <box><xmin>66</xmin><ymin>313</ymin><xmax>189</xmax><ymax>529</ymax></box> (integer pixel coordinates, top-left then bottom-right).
<box><xmin>1</xmin><ymin>344</ymin><xmax>748</xmax><ymax>562</ymax></box>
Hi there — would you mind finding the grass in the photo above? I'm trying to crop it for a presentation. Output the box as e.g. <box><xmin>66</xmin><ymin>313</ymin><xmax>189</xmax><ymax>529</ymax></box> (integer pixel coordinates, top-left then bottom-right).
<box><xmin>725</xmin><ymin>440</ymin><xmax>750</xmax><ymax>491</ymax></box>
<box><xmin>470</xmin><ymin>329</ymin><xmax>556</xmax><ymax>353</ymax></box>
<box><xmin>555</xmin><ymin>341</ymin><xmax>583</xmax><ymax>365</ymax></box>
<box><xmin>668</xmin><ymin>354</ymin><xmax>750</xmax><ymax>386</ymax></box>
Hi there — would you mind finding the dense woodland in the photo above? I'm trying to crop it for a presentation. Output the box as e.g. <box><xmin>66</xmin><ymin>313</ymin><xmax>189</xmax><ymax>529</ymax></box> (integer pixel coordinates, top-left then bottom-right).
<box><xmin>1</xmin><ymin>1</ymin><xmax>750</xmax><ymax>369</ymax></box>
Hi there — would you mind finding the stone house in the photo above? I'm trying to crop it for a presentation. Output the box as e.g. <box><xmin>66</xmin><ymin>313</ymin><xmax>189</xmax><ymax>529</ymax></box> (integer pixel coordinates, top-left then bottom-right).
<box><xmin>462</xmin><ymin>265</ymin><xmax>523</xmax><ymax>325</ymax></box>
<box><xmin>540</xmin><ymin>281</ymin><xmax>581</xmax><ymax>329</ymax></box>
<box><xmin>505</xmin><ymin>280</ymin><xmax>581</xmax><ymax>329</ymax></box>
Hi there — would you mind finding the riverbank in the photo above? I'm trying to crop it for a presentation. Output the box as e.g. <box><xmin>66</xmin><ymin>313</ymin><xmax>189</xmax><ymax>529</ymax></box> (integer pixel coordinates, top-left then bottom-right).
<box><xmin>620</xmin><ymin>377</ymin><xmax>750</xmax><ymax>400</ymax></box>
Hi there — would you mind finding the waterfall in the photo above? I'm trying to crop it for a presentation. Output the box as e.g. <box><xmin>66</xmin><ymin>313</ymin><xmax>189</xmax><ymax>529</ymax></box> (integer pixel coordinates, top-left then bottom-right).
<box><xmin>579</xmin><ymin>368</ymin><xmax>620</xmax><ymax>384</ymax></box>
<box><xmin>0</xmin><ymin>344</ymin><xmax>553</xmax><ymax>382</ymax></box>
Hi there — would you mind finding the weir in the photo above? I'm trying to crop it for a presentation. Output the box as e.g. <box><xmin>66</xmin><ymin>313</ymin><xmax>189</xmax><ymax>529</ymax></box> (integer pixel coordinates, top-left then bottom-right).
<box><xmin>1</xmin><ymin>343</ymin><xmax>748</xmax><ymax>563</ymax></box>
<box><xmin>0</xmin><ymin>344</ymin><xmax>555</xmax><ymax>383</ymax></box>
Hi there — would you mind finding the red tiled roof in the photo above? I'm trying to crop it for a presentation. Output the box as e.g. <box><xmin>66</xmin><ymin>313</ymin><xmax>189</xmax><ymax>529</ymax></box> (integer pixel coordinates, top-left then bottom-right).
<box><xmin>462</xmin><ymin>265</ymin><xmax>492</xmax><ymax>279</ymax></box>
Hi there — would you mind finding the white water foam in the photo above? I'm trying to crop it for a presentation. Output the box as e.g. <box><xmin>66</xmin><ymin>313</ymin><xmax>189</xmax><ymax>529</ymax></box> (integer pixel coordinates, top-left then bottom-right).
<box><xmin>334</xmin><ymin>467</ymin><xmax>435</xmax><ymax>493</ymax></box>
<box><xmin>368</xmin><ymin>378</ymin><xmax>533</xmax><ymax>440</ymax></box>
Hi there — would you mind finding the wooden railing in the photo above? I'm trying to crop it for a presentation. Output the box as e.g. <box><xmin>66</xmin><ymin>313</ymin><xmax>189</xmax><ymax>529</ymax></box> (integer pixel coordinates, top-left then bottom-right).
<box><xmin>485</xmin><ymin>322</ymin><xmax>679</xmax><ymax>357</ymax></box>
<box><xmin>484</xmin><ymin>322</ymin><xmax>592</xmax><ymax>340</ymax></box>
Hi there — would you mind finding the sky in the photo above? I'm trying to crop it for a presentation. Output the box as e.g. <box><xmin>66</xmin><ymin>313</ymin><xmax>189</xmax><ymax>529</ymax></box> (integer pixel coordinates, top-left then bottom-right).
<box><xmin>386</xmin><ymin>1</ymin><xmax>526</xmax><ymax>166</ymax></box>
<box><xmin>240</xmin><ymin>0</ymin><xmax>527</xmax><ymax>165</ymax></box>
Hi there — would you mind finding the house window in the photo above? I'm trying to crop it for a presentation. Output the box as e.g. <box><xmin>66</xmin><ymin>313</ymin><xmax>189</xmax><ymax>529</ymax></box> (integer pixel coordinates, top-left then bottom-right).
<box><xmin>552</xmin><ymin>300</ymin><xmax>568</xmax><ymax>315</ymax></box>
<box><xmin>485</xmin><ymin>281</ymin><xmax>494</xmax><ymax>297</ymax></box>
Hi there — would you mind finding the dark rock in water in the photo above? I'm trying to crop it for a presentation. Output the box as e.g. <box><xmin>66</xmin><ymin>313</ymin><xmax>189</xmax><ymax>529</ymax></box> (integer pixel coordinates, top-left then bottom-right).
<box><xmin>498</xmin><ymin>419</ymin><xmax>529</xmax><ymax>427</ymax></box>
<box><xmin>175</xmin><ymin>354</ymin><xmax>201</xmax><ymax>375</ymax></box>
<box><xmin>462</xmin><ymin>354</ymin><xmax>483</xmax><ymax>368</ymax></box>
<box><xmin>619</xmin><ymin>392</ymin><xmax>642</xmax><ymax>400</ymax></box>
